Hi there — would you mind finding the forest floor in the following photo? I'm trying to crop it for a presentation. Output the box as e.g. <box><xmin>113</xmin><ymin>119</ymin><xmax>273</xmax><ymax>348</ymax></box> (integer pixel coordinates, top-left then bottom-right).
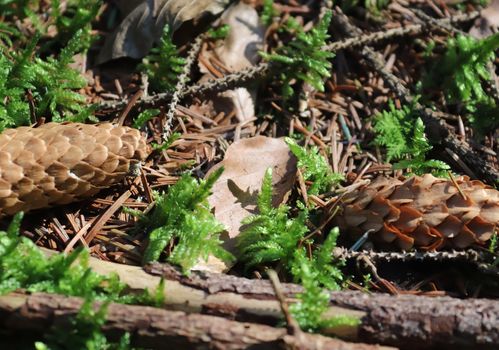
<box><xmin>0</xmin><ymin>0</ymin><xmax>498</xmax><ymax>349</ymax></box>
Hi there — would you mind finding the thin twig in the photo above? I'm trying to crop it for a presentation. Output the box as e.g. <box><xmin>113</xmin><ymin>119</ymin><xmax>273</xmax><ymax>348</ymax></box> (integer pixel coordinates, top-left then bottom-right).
<box><xmin>164</xmin><ymin>35</ymin><xmax>205</xmax><ymax>139</ymax></box>
<box><xmin>267</xmin><ymin>269</ymin><xmax>303</xmax><ymax>337</ymax></box>
<box><xmin>97</xmin><ymin>11</ymin><xmax>478</xmax><ymax>115</ymax></box>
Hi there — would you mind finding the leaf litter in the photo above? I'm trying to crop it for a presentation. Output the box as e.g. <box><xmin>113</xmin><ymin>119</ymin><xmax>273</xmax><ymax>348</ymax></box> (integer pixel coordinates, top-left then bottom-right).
<box><xmin>0</xmin><ymin>0</ymin><xmax>498</xmax><ymax>340</ymax></box>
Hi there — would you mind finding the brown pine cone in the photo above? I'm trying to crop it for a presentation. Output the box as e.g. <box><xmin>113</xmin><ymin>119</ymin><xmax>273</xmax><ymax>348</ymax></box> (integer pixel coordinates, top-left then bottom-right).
<box><xmin>334</xmin><ymin>174</ymin><xmax>499</xmax><ymax>250</ymax></box>
<box><xmin>0</xmin><ymin>122</ymin><xmax>149</xmax><ymax>216</ymax></box>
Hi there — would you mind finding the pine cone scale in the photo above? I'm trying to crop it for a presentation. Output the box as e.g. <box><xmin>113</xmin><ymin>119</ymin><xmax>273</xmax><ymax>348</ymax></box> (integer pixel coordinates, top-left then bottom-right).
<box><xmin>335</xmin><ymin>174</ymin><xmax>499</xmax><ymax>250</ymax></box>
<box><xmin>0</xmin><ymin>122</ymin><xmax>148</xmax><ymax>216</ymax></box>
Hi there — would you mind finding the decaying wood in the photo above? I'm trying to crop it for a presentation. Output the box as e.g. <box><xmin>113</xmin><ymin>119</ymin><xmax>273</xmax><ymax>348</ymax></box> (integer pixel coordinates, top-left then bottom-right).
<box><xmin>73</xmin><ymin>253</ymin><xmax>499</xmax><ymax>348</ymax></box>
<box><xmin>0</xmin><ymin>292</ymin><xmax>385</xmax><ymax>350</ymax></box>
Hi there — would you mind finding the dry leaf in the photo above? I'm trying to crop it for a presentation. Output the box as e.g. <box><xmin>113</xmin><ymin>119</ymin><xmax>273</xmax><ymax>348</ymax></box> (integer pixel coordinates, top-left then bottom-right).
<box><xmin>97</xmin><ymin>0</ymin><xmax>230</xmax><ymax>63</ymax></box>
<box><xmin>196</xmin><ymin>3</ymin><xmax>265</xmax><ymax>123</ymax></box>
<box><xmin>469</xmin><ymin>0</ymin><xmax>499</xmax><ymax>39</ymax></box>
<box><xmin>192</xmin><ymin>136</ymin><xmax>297</xmax><ymax>273</ymax></box>
<box><xmin>220</xmin><ymin>88</ymin><xmax>255</xmax><ymax>122</ymax></box>
<box><xmin>214</xmin><ymin>2</ymin><xmax>265</xmax><ymax>71</ymax></box>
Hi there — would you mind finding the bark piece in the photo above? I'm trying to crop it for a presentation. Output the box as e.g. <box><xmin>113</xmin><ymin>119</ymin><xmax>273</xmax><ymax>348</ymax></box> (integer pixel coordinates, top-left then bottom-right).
<box><xmin>146</xmin><ymin>262</ymin><xmax>499</xmax><ymax>349</ymax></box>
<box><xmin>0</xmin><ymin>292</ymin><xmax>384</xmax><ymax>350</ymax></box>
<box><xmin>38</xmin><ymin>249</ymin><xmax>499</xmax><ymax>348</ymax></box>
<box><xmin>333</xmin><ymin>174</ymin><xmax>499</xmax><ymax>250</ymax></box>
<box><xmin>328</xmin><ymin>292</ymin><xmax>499</xmax><ymax>349</ymax></box>
<box><xmin>0</xmin><ymin>123</ymin><xmax>148</xmax><ymax>216</ymax></box>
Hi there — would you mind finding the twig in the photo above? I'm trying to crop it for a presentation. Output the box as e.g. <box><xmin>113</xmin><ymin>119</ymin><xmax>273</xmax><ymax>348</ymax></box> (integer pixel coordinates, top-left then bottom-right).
<box><xmin>410</xmin><ymin>8</ymin><xmax>466</xmax><ymax>35</ymax></box>
<box><xmin>332</xmin><ymin>247</ymin><xmax>499</xmax><ymax>276</ymax></box>
<box><xmin>163</xmin><ymin>35</ymin><xmax>205</xmax><ymax>139</ymax></box>
<box><xmin>117</xmin><ymin>89</ymin><xmax>143</xmax><ymax>126</ymax></box>
<box><xmin>97</xmin><ymin>11</ymin><xmax>478</xmax><ymax>115</ymax></box>
<box><xmin>267</xmin><ymin>269</ymin><xmax>303</xmax><ymax>337</ymax></box>
<box><xmin>0</xmin><ymin>292</ymin><xmax>376</xmax><ymax>350</ymax></box>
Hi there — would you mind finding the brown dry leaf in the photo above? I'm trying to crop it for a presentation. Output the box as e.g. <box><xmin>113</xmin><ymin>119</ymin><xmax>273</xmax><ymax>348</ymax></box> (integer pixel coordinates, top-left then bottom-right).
<box><xmin>469</xmin><ymin>0</ymin><xmax>499</xmax><ymax>39</ymax></box>
<box><xmin>198</xmin><ymin>2</ymin><xmax>265</xmax><ymax>122</ymax></box>
<box><xmin>97</xmin><ymin>0</ymin><xmax>230</xmax><ymax>63</ymax></box>
<box><xmin>220</xmin><ymin>88</ymin><xmax>255</xmax><ymax>122</ymax></box>
<box><xmin>214</xmin><ymin>2</ymin><xmax>265</xmax><ymax>71</ymax></box>
<box><xmin>192</xmin><ymin>136</ymin><xmax>297</xmax><ymax>273</ymax></box>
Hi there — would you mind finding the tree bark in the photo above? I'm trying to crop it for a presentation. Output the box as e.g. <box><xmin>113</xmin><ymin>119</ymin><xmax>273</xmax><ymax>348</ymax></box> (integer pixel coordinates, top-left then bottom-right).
<box><xmin>144</xmin><ymin>262</ymin><xmax>499</xmax><ymax>349</ymax></box>
<box><xmin>0</xmin><ymin>292</ymin><xmax>385</xmax><ymax>350</ymax></box>
<box><xmin>40</xmin><ymin>249</ymin><xmax>499</xmax><ymax>349</ymax></box>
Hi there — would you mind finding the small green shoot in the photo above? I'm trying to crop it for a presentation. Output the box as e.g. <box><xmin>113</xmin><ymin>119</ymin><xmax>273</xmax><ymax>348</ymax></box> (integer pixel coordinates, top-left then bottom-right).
<box><xmin>489</xmin><ymin>231</ymin><xmax>498</xmax><ymax>253</ymax></box>
<box><xmin>290</xmin><ymin>248</ymin><xmax>359</xmax><ymax>332</ymax></box>
<box><xmin>50</xmin><ymin>0</ymin><xmax>101</xmax><ymax>50</ymax></box>
<box><xmin>423</xmin><ymin>33</ymin><xmax>499</xmax><ymax>112</ymax></box>
<box><xmin>208</xmin><ymin>24</ymin><xmax>230</xmax><ymax>39</ymax></box>
<box><xmin>297</xmin><ymin>227</ymin><xmax>344</xmax><ymax>291</ymax></box>
<box><xmin>260</xmin><ymin>10</ymin><xmax>333</xmax><ymax>98</ymax></box>
<box><xmin>373</xmin><ymin>102</ymin><xmax>450</xmax><ymax>176</ymax></box>
<box><xmin>141</xmin><ymin>168</ymin><xmax>233</xmax><ymax>273</ymax></box>
<box><xmin>261</xmin><ymin>0</ymin><xmax>279</xmax><ymax>26</ymax></box>
<box><xmin>133</xmin><ymin>108</ymin><xmax>160</xmax><ymax>129</ymax></box>
<box><xmin>139</xmin><ymin>25</ymin><xmax>185</xmax><ymax>93</ymax></box>
<box><xmin>238</xmin><ymin>168</ymin><xmax>308</xmax><ymax>270</ymax></box>
<box><xmin>151</xmin><ymin>132</ymin><xmax>181</xmax><ymax>152</ymax></box>
<box><xmin>34</xmin><ymin>300</ymin><xmax>134</xmax><ymax>350</ymax></box>
<box><xmin>286</xmin><ymin>137</ymin><xmax>344</xmax><ymax>196</ymax></box>
<box><xmin>362</xmin><ymin>273</ymin><xmax>372</xmax><ymax>292</ymax></box>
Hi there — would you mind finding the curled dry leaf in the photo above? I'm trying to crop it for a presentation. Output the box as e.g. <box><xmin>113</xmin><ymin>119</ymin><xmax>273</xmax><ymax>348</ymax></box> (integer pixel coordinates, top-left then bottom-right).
<box><xmin>214</xmin><ymin>2</ymin><xmax>265</xmax><ymax>72</ymax></box>
<box><xmin>98</xmin><ymin>0</ymin><xmax>230</xmax><ymax>63</ymax></box>
<box><xmin>192</xmin><ymin>136</ymin><xmax>297</xmax><ymax>273</ymax></box>
<box><xmin>197</xmin><ymin>2</ymin><xmax>265</xmax><ymax>123</ymax></box>
<box><xmin>469</xmin><ymin>0</ymin><xmax>499</xmax><ymax>39</ymax></box>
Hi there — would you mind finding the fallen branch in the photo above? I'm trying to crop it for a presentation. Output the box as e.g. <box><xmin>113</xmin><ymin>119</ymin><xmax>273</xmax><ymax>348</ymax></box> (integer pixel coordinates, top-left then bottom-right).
<box><xmin>64</xmin><ymin>251</ymin><xmax>499</xmax><ymax>349</ymax></box>
<box><xmin>0</xmin><ymin>292</ymin><xmax>383</xmax><ymax>350</ymax></box>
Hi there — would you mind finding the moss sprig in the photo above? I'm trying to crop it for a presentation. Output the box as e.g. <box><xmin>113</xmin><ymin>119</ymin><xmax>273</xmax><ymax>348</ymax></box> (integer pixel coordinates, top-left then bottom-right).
<box><xmin>260</xmin><ymin>10</ymin><xmax>333</xmax><ymax>99</ymax></box>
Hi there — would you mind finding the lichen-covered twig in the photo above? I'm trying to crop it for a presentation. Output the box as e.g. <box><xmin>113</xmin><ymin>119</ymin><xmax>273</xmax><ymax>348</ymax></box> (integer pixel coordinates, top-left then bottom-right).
<box><xmin>97</xmin><ymin>11</ymin><xmax>478</xmax><ymax>115</ymax></box>
<box><xmin>164</xmin><ymin>35</ymin><xmax>205</xmax><ymax>138</ymax></box>
<box><xmin>333</xmin><ymin>248</ymin><xmax>499</xmax><ymax>276</ymax></box>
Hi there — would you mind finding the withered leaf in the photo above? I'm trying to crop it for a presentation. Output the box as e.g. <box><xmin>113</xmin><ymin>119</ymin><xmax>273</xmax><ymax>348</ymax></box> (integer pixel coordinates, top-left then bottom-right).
<box><xmin>192</xmin><ymin>136</ymin><xmax>297</xmax><ymax>273</ymax></box>
<box><xmin>214</xmin><ymin>2</ymin><xmax>265</xmax><ymax>72</ymax></box>
<box><xmin>469</xmin><ymin>0</ymin><xmax>499</xmax><ymax>39</ymax></box>
<box><xmin>197</xmin><ymin>2</ymin><xmax>265</xmax><ymax>123</ymax></box>
<box><xmin>98</xmin><ymin>0</ymin><xmax>230</xmax><ymax>63</ymax></box>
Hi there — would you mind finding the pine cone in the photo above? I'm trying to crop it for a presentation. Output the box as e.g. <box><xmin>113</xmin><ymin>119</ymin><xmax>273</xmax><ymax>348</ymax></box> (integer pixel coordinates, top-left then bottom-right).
<box><xmin>0</xmin><ymin>122</ymin><xmax>149</xmax><ymax>216</ymax></box>
<box><xmin>334</xmin><ymin>174</ymin><xmax>499</xmax><ymax>250</ymax></box>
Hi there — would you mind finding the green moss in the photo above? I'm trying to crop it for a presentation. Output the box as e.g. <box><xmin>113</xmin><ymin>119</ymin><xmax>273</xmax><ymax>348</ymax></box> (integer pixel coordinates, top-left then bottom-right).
<box><xmin>260</xmin><ymin>10</ymin><xmax>333</xmax><ymax>98</ymax></box>
<box><xmin>139</xmin><ymin>25</ymin><xmax>186</xmax><ymax>93</ymax></box>
<box><xmin>0</xmin><ymin>212</ymin><xmax>163</xmax><ymax>306</ymax></box>
<box><xmin>141</xmin><ymin>168</ymin><xmax>233</xmax><ymax>273</ymax></box>
<box><xmin>0</xmin><ymin>30</ymin><xmax>96</xmax><ymax>131</ymax></box>
<box><xmin>286</xmin><ymin>137</ymin><xmax>344</xmax><ymax>196</ymax></box>
<box><xmin>238</xmin><ymin>168</ymin><xmax>308</xmax><ymax>270</ymax></box>
<box><xmin>373</xmin><ymin>101</ymin><xmax>450</xmax><ymax>176</ymax></box>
